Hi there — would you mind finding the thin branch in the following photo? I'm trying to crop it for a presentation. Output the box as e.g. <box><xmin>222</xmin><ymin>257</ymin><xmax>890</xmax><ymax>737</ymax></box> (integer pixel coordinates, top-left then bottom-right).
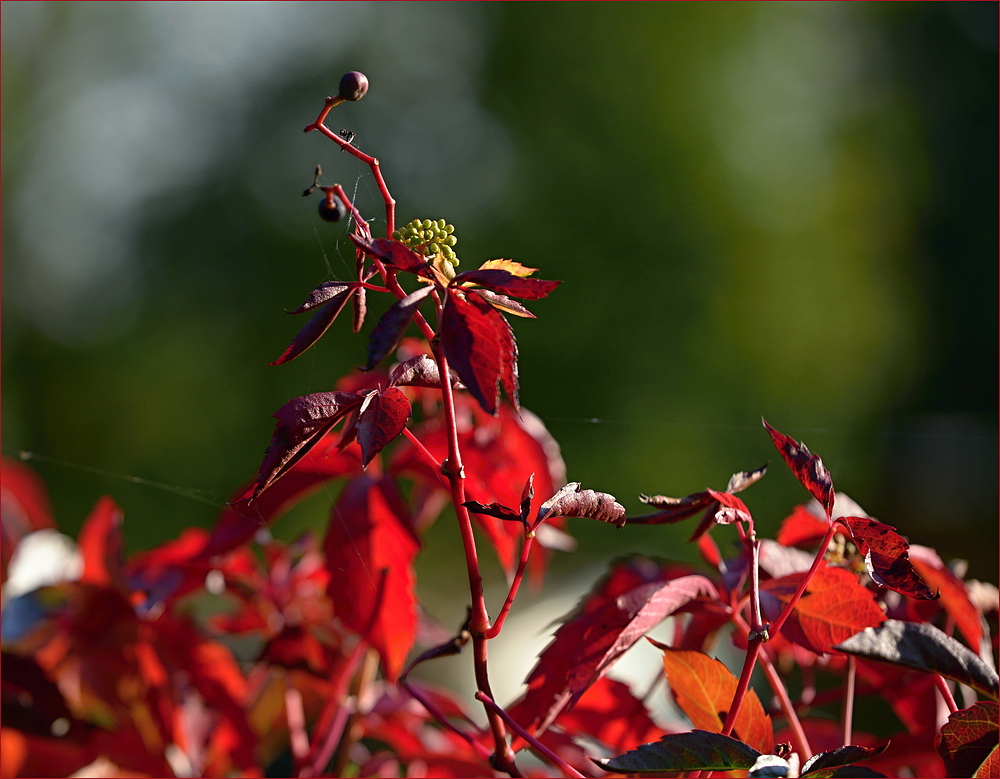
<box><xmin>484</xmin><ymin>533</ymin><xmax>534</xmax><ymax>639</ymax></box>
<box><xmin>475</xmin><ymin>691</ymin><xmax>583</xmax><ymax>779</ymax></box>
<box><xmin>934</xmin><ymin>674</ymin><xmax>959</xmax><ymax>714</ymax></box>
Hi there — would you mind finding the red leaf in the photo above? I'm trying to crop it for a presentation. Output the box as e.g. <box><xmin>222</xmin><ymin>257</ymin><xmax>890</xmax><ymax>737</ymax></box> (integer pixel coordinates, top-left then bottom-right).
<box><xmin>496</xmin><ymin>303</ymin><xmax>520</xmax><ymax>411</ymax></box>
<box><xmin>511</xmin><ymin>571</ymin><xmax>718</xmax><ymax>733</ymax></box>
<box><xmin>839</xmin><ymin>516</ymin><xmax>937</xmax><ymax>600</ymax></box>
<box><xmin>357</xmin><ymin>388</ymin><xmax>411</xmax><ymax>468</ymax></box>
<box><xmin>760</xmin><ymin>563</ymin><xmax>886</xmax><ymax>655</ymax></box>
<box><xmin>363</xmin><ymin>286</ymin><xmax>434</xmax><ymax>371</ymax></box>
<box><xmin>451</xmin><ymin>268</ymin><xmax>561</xmax><ymax>300</ymax></box>
<box><xmin>462</xmin><ymin>500</ymin><xmax>524</xmax><ymax>525</ymax></box>
<box><xmin>324</xmin><ymin>475</ymin><xmax>419</xmax><ymax>681</ymax></box>
<box><xmin>270</xmin><ymin>283</ymin><xmax>356</xmax><ymax>365</ymax></box>
<box><xmin>726</xmin><ymin>464</ymin><xmax>768</xmax><ymax>493</ymax></box>
<box><xmin>440</xmin><ymin>291</ymin><xmax>515</xmax><ymax>415</ymax></box>
<box><xmin>556</xmin><ymin>677</ymin><xmax>662</xmax><ymax>754</ymax></box>
<box><xmin>654</xmin><ymin>643</ymin><xmax>774</xmax><ymax>754</ymax></box>
<box><xmin>535</xmin><ymin>482</ymin><xmax>627</xmax><ymax>528</ymax></box>
<box><xmin>388</xmin><ymin>354</ymin><xmax>461</xmax><ymax>389</ymax></box>
<box><xmin>777</xmin><ymin>504</ymin><xmax>831</xmax><ymax>548</ymax></box>
<box><xmin>762</xmin><ymin>418</ymin><xmax>835</xmax><ymax>518</ymax></box>
<box><xmin>252</xmin><ymin>391</ymin><xmax>363</xmax><ymax>496</ymax></box>
<box><xmin>705</xmin><ymin>489</ymin><xmax>752</xmax><ymax>525</ymax></box>
<box><xmin>77</xmin><ymin>496</ymin><xmax>125</xmax><ymax>591</ymax></box>
<box><xmin>351</xmin><ymin>234</ymin><xmax>432</xmax><ymax>278</ymax></box>
<box><xmin>908</xmin><ymin>547</ymin><xmax>984</xmax><ymax>652</ymax></box>
<box><xmin>935</xmin><ymin>701</ymin><xmax>999</xmax><ymax>778</ymax></box>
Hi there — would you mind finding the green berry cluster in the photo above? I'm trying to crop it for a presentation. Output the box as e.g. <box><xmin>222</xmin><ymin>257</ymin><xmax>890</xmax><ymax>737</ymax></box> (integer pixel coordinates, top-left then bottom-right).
<box><xmin>392</xmin><ymin>218</ymin><xmax>459</xmax><ymax>266</ymax></box>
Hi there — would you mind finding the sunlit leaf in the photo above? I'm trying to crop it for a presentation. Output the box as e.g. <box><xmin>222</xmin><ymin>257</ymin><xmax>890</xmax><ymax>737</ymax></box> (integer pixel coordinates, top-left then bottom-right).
<box><xmin>762</xmin><ymin>419</ymin><xmax>834</xmax><ymax>518</ymax></box>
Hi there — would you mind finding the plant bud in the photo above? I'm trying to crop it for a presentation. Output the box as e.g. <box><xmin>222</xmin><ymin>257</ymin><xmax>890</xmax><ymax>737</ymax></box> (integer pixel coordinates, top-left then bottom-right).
<box><xmin>318</xmin><ymin>194</ymin><xmax>346</xmax><ymax>222</ymax></box>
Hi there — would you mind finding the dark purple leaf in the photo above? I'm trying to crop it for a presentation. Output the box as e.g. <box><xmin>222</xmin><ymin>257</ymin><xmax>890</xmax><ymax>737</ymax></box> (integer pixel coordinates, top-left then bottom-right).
<box><xmin>357</xmin><ymin>387</ymin><xmax>412</xmax><ymax>468</ymax></box>
<box><xmin>270</xmin><ymin>284</ymin><xmax>356</xmax><ymax>365</ymax></box>
<box><xmin>519</xmin><ymin>474</ymin><xmax>535</xmax><ymax>524</ymax></box>
<box><xmin>253</xmin><ymin>391</ymin><xmax>363</xmax><ymax>496</ymax></box>
<box><xmin>935</xmin><ymin>701</ymin><xmax>998</xmax><ymax>778</ymax></box>
<box><xmin>363</xmin><ymin>286</ymin><xmax>434</xmax><ymax>371</ymax></box>
<box><xmin>596</xmin><ymin>730</ymin><xmax>762</xmax><ymax>774</ymax></box>
<box><xmin>451</xmin><ymin>268</ymin><xmax>562</xmax><ymax>300</ymax></box>
<box><xmin>839</xmin><ymin>516</ymin><xmax>937</xmax><ymax>600</ymax></box>
<box><xmin>388</xmin><ymin>354</ymin><xmax>462</xmax><ymax>390</ymax></box>
<box><xmin>536</xmin><ymin>482</ymin><xmax>626</xmax><ymax>529</ymax></box>
<box><xmin>462</xmin><ymin>500</ymin><xmax>524</xmax><ymax>525</ymax></box>
<box><xmin>496</xmin><ymin>305</ymin><xmax>520</xmax><ymax>411</ymax></box>
<box><xmin>351</xmin><ymin>234</ymin><xmax>432</xmax><ymax>278</ymax></box>
<box><xmin>762</xmin><ymin>418</ymin><xmax>835</xmax><ymax>518</ymax></box>
<box><xmin>800</xmin><ymin>745</ymin><xmax>888</xmax><ymax>778</ymax></box>
<box><xmin>834</xmin><ymin>619</ymin><xmax>999</xmax><ymax>699</ymax></box>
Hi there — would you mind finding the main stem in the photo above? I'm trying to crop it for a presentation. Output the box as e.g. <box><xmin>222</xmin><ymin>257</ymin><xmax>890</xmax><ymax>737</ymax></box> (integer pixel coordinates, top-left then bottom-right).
<box><xmin>433</xmin><ymin>344</ymin><xmax>518</xmax><ymax>776</ymax></box>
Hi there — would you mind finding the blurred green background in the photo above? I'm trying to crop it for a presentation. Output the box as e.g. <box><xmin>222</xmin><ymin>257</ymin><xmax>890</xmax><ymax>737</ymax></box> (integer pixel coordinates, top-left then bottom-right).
<box><xmin>3</xmin><ymin>0</ymin><xmax>996</xmax><ymax>631</ymax></box>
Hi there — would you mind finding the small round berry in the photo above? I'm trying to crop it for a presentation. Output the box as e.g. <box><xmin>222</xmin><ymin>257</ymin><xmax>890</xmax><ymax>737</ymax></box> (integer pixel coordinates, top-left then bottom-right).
<box><xmin>318</xmin><ymin>194</ymin><xmax>346</xmax><ymax>222</ymax></box>
<box><xmin>339</xmin><ymin>71</ymin><xmax>369</xmax><ymax>102</ymax></box>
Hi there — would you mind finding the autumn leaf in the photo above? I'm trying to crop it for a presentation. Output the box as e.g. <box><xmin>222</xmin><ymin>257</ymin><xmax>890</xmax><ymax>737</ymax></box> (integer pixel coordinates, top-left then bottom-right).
<box><xmin>935</xmin><ymin>701</ymin><xmax>998</xmax><ymax>778</ymax></box>
<box><xmin>440</xmin><ymin>290</ymin><xmax>513</xmax><ymax>415</ymax></box>
<box><xmin>652</xmin><ymin>643</ymin><xmax>773</xmax><ymax>753</ymax></box>
<box><xmin>451</xmin><ymin>268</ymin><xmax>561</xmax><ymax>300</ymax></box>
<box><xmin>762</xmin><ymin>419</ymin><xmax>835</xmax><ymax>518</ymax></box>
<box><xmin>324</xmin><ymin>475</ymin><xmax>419</xmax><ymax>681</ymax></box>
<box><xmin>839</xmin><ymin>516</ymin><xmax>937</xmax><ymax>600</ymax></box>
<box><xmin>351</xmin><ymin>234</ymin><xmax>433</xmax><ymax>279</ymax></box>
<box><xmin>388</xmin><ymin>354</ymin><xmax>462</xmax><ymax>389</ymax></box>
<box><xmin>535</xmin><ymin>482</ymin><xmax>626</xmax><ymax>529</ymax></box>
<box><xmin>760</xmin><ymin>563</ymin><xmax>885</xmax><ymax>655</ymax></box>
<box><xmin>363</xmin><ymin>286</ymin><xmax>434</xmax><ymax>371</ymax></box>
<box><xmin>511</xmin><ymin>571</ymin><xmax>718</xmax><ymax>733</ymax></box>
<box><xmin>77</xmin><ymin>497</ymin><xmax>126</xmax><ymax>593</ymax></box>
<box><xmin>270</xmin><ymin>282</ymin><xmax>357</xmax><ymax>365</ymax></box>
<box><xmin>908</xmin><ymin>546</ymin><xmax>984</xmax><ymax>651</ymax></box>
<box><xmin>597</xmin><ymin>730</ymin><xmax>762</xmax><ymax>775</ymax></box>
<box><xmin>356</xmin><ymin>388</ymin><xmax>411</xmax><ymax>468</ymax></box>
<box><xmin>251</xmin><ymin>391</ymin><xmax>363</xmax><ymax>497</ymax></box>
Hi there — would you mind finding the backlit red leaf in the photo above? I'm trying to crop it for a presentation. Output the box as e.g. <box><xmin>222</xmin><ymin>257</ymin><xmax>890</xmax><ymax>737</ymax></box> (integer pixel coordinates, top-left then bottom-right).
<box><xmin>77</xmin><ymin>496</ymin><xmax>125</xmax><ymax>592</ymax></box>
<box><xmin>512</xmin><ymin>572</ymin><xmax>718</xmax><ymax>733</ymax></box>
<box><xmin>654</xmin><ymin>643</ymin><xmax>773</xmax><ymax>754</ymax></box>
<box><xmin>760</xmin><ymin>563</ymin><xmax>885</xmax><ymax>655</ymax></box>
<box><xmin>762</xmin><ymin>419</ymin><xmax>835</xmax><ymax>518</ymax></box>
<box><xmin>451</xmin><ymin>268</ymin><xmax>561</xmax><ymax>300</ymax></box>
<box><xmin>351</xmin><ymin>234</ymin><xmax>432</xmax><ymax>278</ymax></box>
<box><xmin>935</xmin><ymin>701</ymin><xmax>999</xmax><ymax>778</ymax></box>
<box><xmin>440</xmin><ymin>291</ymin><xmax>512</xmax><ymax>414</ymax></box>
<box><xmin>357</xmin><ymin>388</ymin><xmax>411</xmax><ymax>468</ymax></box>
<box><xmin>270</xmin><ymin>283</ymin><xmax>356</xmax><ymax>365</ymax></box>
<box><xmin>363</xmin><ymin>286</ymin><xmax>434</xmax><ymax>371</ymax></box>
<box><xmin>839</xmin><ymin>516</ymin><xmax>937</xmax><ymax>600</ymax></box>
<box><xmin>556</xmin><ymin>677</ymin><xmax>662</xmax><ymax>754</ymax></box>
<box><xmin>705</xmin><ymin>489</ymin><xmax>752</xmax><ymax>525</ymax></box>
<box><xmin>324</xmin><ymin>475</ymin><xmax>419</xmax><ymax>681</ymax></box>
<box><xmin>908</xmin><ymin>547</ymin><xmax>984</xmax><ymax>652</ymax></box>
<box><xmin>777</xmin><ymin>504</ymin><xmax>830</xmax><ymax>548</ymax></box>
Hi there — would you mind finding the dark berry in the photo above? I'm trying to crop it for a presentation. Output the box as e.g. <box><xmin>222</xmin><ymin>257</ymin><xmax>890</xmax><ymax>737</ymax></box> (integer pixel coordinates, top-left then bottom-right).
<box><xmin>318</xmin><ymin>194</ymin><xmax>346</xmax><ymax>222</ymax></box>
<box><xmin>339</xmin><ymin>71</ymin><xmax>369</xmax><ymax>102</ymax></box>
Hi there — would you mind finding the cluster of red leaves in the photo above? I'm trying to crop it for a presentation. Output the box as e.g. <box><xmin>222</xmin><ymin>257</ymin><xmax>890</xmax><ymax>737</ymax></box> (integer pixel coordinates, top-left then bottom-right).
<box><xmin>3</xmin><ymin>124</ymin><xmax>997</xmax><ymax>777</ymax></box>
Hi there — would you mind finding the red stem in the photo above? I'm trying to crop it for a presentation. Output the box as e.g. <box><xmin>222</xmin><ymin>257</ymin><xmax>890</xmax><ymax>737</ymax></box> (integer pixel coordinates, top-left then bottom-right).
<box><xmin>769</xmin><ymin>524</ymin><xmax>838</xmax><ymax>637</ymax></box>
<box><xmin>475</xmin><ymin>692</ymin><xmax>583</xmax><ymax>779</ymax></box>
<box><xmin>401</xmin><ymin>679</ymin><xmax>494</xmax><ymax>762</ymax></box>
<box><xmin>306</xmin><ymin>103</ymin><xmax>395</xmax><ymax>235</ymax></box>
<box><xmin>484</xmin><ymin>534</ymin><xmax>534</xmax><ymax>639</ymax></box>
<box><xmin>401</xmin><ymin>428</ymin><xmax>450</xmax><ymax>490</ymax></box>
<box><xmin>934</xmin><ymin>674</ymin><xmax>959</xmax><ymax>714</ymax></box>
<box><xmin>841</xmin><ymin>657</ymin><xmax>856</xmax><ymax>747</ymax></box>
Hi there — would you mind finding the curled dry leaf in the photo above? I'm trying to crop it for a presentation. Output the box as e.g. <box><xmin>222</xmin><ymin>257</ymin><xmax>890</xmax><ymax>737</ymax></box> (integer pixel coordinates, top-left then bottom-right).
<box><xmin>535</xmin><ymin>482</ymin><xmax>626</xmax><ymax>529</ymax></box>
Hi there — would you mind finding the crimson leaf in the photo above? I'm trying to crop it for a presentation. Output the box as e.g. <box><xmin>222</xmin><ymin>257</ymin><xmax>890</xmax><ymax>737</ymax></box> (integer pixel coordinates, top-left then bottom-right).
<box><xmin>451</xmin><ymin>268</ymin><xmax>561</xmax><ymax>300</ymax></box>
<box><xmin>935</xmin><ymin>701</ymin><xmax>999</xmax><ymax>778</ymax></box>
<box><xmin>363</xmin><ymin>286</ymin><xmax>434</xmax><ymax>371</ymax></box>
<box><xmin>596</xmin><ymin>730</ymin><xmax>762</xmax><ymax>774</ymax></box>
<box><xmin>762</xmin><ymin>418</ymin><xmax>835</xmax><ymax>518</ymax></box>
<box><xmin>839</xmin><ymin>516</ymin><xmax>936</xmax><ymax>600</ymax></box>
<box><xmin>535</xmin><ymin>482</ymin><xmax>626</xmax><ymax>529</ymax></box>
<box><xmin>440</xmin><ymin>291</ymin><xmax>514</xmax><ymax>414</ymax></box>
<box><xmin>357</xmin><ymin>387</ymin><xmax>411</xmax><ymax>468</ymax></box>
<box><xmin>462</xmin><ymin>500</ymin><xmax>524</xmax><ymax>525</ymax></box>
<box><xmin>270</xmin><ymin>283</ymin><xmax>356</xmax><ymax>365</ymax></box>
<box><xmin>351</xmin><ymin>234</ymin><xmax>432</xmax><ymax>279</ymax></box>
<box><xmin>834</xmin><ymin>620</ymin><xmax>999</xmax><ymax>700</ymax></box>
<box><xmin>513</xmin><ymin>573</ymin><xmax>718</xmax><ymax>733</ymax></box>
<box><xmin>252</xmin><ymin>392</ymin><xmax>363</xmax><ymax>496</ymax></box>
